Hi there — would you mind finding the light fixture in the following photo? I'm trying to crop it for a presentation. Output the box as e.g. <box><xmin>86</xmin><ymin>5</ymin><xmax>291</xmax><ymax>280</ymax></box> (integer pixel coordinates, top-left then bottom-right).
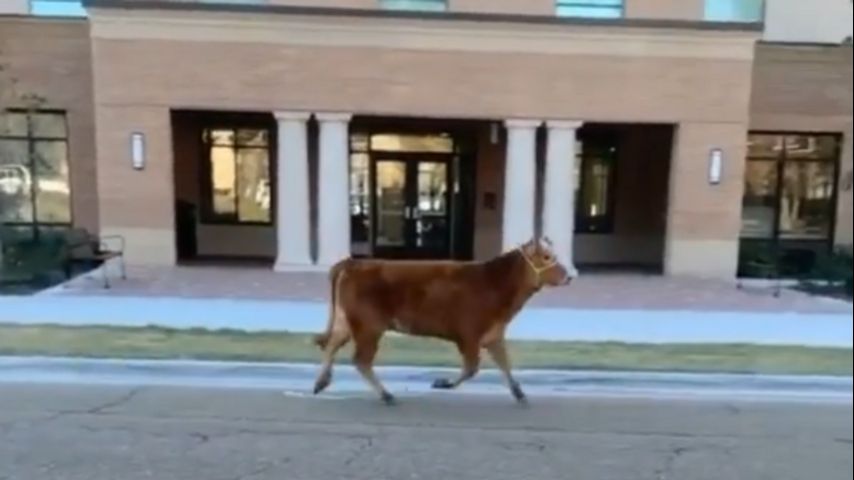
<box><xmin>708</xmin><ymin>148</ymin><xmax>723</xmax><ymax>185</ymax></box>
<box><xmin>130</xmin><ymin>132</ymin><xmax>145</xmax><ymax>170</ymax></box>
<box><xmin>490</xmin><ymin>122</ymin><xmax>499</xmax><ymax>145</ymax></box>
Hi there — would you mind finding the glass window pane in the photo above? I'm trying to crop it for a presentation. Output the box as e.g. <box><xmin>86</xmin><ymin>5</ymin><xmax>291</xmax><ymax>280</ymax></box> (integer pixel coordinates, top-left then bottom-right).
<box><xmin>740</xmin><ymin>161</ymin><xmax>778</xmax><ymax>238</ymax></box>
<box><xmin>350</xmin><ymin>153</ymin><xmax>371</xmax><ymax>243</ymax></box>
<box><xmin>704</xmin><ymin>0</ymin><xmax>764</xmax><ymax>22</ymax></box>
<box><xmin>235</xmin><ymin>129</ymin><xmax>268</xmax><ymax>147</ymax></box>
<box><xmin>33</xmin><ymin>141</ymin><xmax>71</xmax><ymax>223</ymax></box>
<box><xmin>370</xmin><ymin>133</ymin><xmax>454</xmax><ymax>153</ymax></box>
<box><xmin>0</xmin><ymin>112</ymin><xmax>28</xmax><ymax>137</ymax></box>
<box><xmin>747</xmin><ymin>134</ymin><xmax>784</xmax><ymax>159</ymax></box>
<box><xmin>581</xmin><ymin>158</ymin><xmax>612</xmax><ymax>219</ymax></box>
<box><xmin>350</xmin><ymin>133</ymin><xmax>369</xmax><ymax>152</ymax></box>
<box><xmin>236</xmin><ymin>148</ymin><xmax>271</xmax><ymax>223</ymax></box>
<box><xmin>784</xmin><ymin>135</ymin><xmax>839</xmax><ymax>160</ymax></box>
<box><xmin>209</xmin><ymin>130</ymin><xmax>235</xmax><ymax>147</ymax></box>
<box><xmin>557</xmin><ymin>0</ymin><xmax>623</xmax><ymax>18</ymax></box>
<box><xmin>30</xmin><ymin>0</ymin><xmax>87</xmax><ymax>17</ymax></box>
<box><xmin>375</xmin><ymin>161</ymin><xmax>407</xmax><ymax>247</ymax></box>
<box><xmin>0</xmin><ymin>139</ymin><xmax>34</xmax><ymax>223</ymax></box>
<box><xmin>210</xmin><ymin>146</ymin><xmax>236</xmax><ymax>216</ymax></box>
<box><xmin>30</xmin><ymin>113</ymin><xmax>67</xmax><ymax>139</ymax></box>
<box><xmin>380</xmin><ymin>0</ymin><xmax>447</xmax><ymax>12</ymax></box>
<box><xmin>779</xmin><ymin>161</ymin><xmax>836</xmax><ymax>240</ymax></box>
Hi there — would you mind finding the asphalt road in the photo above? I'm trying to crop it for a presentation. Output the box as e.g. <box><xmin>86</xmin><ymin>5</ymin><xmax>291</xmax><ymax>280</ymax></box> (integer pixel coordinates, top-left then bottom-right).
<box><xmin>0</xmin><ymin>382</ymin><xmax>851</xmax><ymax>480</ymax></box>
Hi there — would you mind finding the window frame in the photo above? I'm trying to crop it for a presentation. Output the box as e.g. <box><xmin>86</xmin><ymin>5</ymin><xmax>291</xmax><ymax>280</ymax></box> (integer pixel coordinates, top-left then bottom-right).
<box><xmin>575</xmin><ymin>131</ymin><xmax>619</xmax><ymax>235</ymax></box>
<box><xmin>556</xmin><ymin>0</ymin><xmax>624</xmax><ymax>19</ymax></box>
<box><xmin>741</xmin><ymin>131</ymin><xmax>842</xmax><ymax>247</ymax></box>
<box><xmin>198</xmin><ymin>120</ymin><xmax>276</xmax><ymax>227</ymax></box>
<box><xmin>0</xmin><ymin>108</ymin><xmax>73</xmax><ymax>229</ymax></box>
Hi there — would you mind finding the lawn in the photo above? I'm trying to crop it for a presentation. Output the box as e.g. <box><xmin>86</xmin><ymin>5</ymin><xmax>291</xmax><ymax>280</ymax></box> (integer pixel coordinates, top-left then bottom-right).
<box><xmin>0</xmin><ymin>324</ymin><xmax>851</xmax><ymax>376</ymax></box>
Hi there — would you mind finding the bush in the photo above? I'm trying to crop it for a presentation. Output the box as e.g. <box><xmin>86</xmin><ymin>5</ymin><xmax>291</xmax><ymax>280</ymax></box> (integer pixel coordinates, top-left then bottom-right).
<box><xmin>801</xmin><ymin>247</ymin><xmax>853</xmax><ymax>300</ymax></box>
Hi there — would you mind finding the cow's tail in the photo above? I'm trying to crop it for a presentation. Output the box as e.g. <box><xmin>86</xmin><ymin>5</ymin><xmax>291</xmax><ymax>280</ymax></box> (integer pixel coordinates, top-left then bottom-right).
<box><xmin>313</xmin><ymin>260</ymin><xmax>348</xmax><ymax>351</ymax></box>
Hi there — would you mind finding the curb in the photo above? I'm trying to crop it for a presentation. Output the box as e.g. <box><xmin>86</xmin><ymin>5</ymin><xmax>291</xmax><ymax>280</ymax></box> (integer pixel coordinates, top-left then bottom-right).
<box><xmin>2</xmin><ymin>356</ymin><xmax>851</xmax><ymax>403</ymax></box>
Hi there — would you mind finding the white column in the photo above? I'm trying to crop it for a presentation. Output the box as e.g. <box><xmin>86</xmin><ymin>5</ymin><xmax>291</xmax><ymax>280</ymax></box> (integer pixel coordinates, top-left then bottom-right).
<box><xmin>316</xmin><ymin>112</ymin><xmax>353</xmax><ymax>268</ymax></box>
<box><xmin>273</xmin><ymin>111</ymin><xmax>313</xmax><ymax>271</ymax></box>
<box><xmin>544</xmin><ymin>120</ymin><xmax>583</xmax><ymax>277</ymax></box>
<box><xmin>502</xmin><ymin>119</ymin><xmax>541</xmax><ymax>252</ymax></box>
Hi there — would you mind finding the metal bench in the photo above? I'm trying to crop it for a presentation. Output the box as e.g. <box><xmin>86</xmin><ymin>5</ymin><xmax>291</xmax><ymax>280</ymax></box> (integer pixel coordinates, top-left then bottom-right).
<box><xmin>63</xmin><ymin>228</ymin><xmax>127</xmax><ymax>289</ymax></box>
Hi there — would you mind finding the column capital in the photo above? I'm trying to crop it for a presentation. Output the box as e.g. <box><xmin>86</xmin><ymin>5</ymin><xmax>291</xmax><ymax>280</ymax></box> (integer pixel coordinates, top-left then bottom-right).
<box><xmin>315</xmin><ymin>112</ymin><xmax>353</xmax><ymax>123</ymax></box>
<box><xmin>546</xmin><ymin>120</ymin><xmax>584</xmax><ymax>130</ymax></box>
<box><xmin>273</xmin><ymin>111</ymin><xmax>312</xmax><ymax>122</ymax></box>
<box><xmin>504</xmin><ymin>118</ymin><xmax>543</xmax><ymax>130</ymax></box>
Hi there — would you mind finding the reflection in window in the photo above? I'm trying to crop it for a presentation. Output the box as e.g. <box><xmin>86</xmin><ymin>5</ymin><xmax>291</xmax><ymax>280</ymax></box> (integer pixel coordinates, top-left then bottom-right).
<box><xmin>1</xmin><ymin>111</ymin><xmax>71</xmax><ymax>226</ymax></box>
<box><xmin>350</xmin><ymin>153</ymin><xmax>371</xmax><ymax>245</ymax></box>
<box><xmin>370</xmin><ymin>133</ymin><xmax>454</xmax><ymax>153</ymax></box>
<box><xmin>739</xmin><ymin>133</ymin><xmax>840</xmax><ymax>277</ymax></box>
<box><xmin>556</xmin><ymin>0</ymin><xmax>623</xmax><ymax>19</ymax></box>
<box><xmin>704</xmin><ymin>0</ymin><xmax>764</xmax><ymax>22</ymax></box>
<box><xmin>202</xmin><ymin>128</ymin><xmax>271</xmax><ymax>224</ymax></box>
<box><xmin>574</xmin><ymin>139</ymin><xmax>617</xmax><ymax>234</ymax></box>
<box><xmin>379</xmin><ymin>0</ymin><xmax>447</xmax><ymax>12</ymax></box>
<box><xmin>742</xmin><ymin>133</ymin><xmax>839</xmax><ymax>241</ymax></box>
<box><xmin>29</xmin><ymin>0</ymin><xmax>86</xmax><ymax>17</ymax></box>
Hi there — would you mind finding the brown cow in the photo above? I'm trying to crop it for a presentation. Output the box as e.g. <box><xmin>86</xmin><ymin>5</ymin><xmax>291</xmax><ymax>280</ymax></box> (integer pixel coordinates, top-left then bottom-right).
<box><xmin>312</xmin><ymin>237</ymin><xmax>574</xmax><ymax>405</ymax></box>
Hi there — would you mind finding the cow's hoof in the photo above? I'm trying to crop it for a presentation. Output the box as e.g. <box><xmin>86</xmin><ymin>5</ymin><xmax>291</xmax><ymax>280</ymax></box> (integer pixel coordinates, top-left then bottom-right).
<box><xmin>381</xmin><ymin>392</ymin><xmax>397</xmax><ymax>406</ymax></box>
<box><xmin>313</xmin><ymin>374</ymin><xmax>332</xmax><ymax>395</ymax></box>
<box><xmin>431</xmin><ymin>378</ymin><xmax>454</xmax><ymax>390</ymax></box>
<box><xmin>511</xmin><ymin>384</ymin><xmax>528</xmax><ymax>405</ymax></box>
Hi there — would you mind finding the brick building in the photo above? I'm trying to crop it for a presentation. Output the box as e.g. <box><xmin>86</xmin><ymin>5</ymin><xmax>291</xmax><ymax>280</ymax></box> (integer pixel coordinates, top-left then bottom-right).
<box><xmin>1</xmin><ymin>0</ymin><xmax>851</xmax><ymax>279</ymax></box>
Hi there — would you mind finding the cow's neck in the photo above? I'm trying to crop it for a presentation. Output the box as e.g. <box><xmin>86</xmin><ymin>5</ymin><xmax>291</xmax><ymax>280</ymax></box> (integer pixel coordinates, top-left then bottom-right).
<box><xmin>484</xmin><ymin>250</ymin><xmax>541</xmax><ymax>319</ymax></box>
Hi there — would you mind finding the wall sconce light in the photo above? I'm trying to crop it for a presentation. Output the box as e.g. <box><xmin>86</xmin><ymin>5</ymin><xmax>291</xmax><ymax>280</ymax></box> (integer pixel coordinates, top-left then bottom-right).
<box><xmin>130</xmin><ymin>132</ymin><xmax>145</xmax><ymax>170</ymax></box>
<box><xmin>490</xmin><ymin>122</ymin><xmax>500</xmax><ymax>145</ymax></box>
<box><xmin>708</xmin><ymin>148</ymin><xmax>723</xmax><ymax>185</ymax></box>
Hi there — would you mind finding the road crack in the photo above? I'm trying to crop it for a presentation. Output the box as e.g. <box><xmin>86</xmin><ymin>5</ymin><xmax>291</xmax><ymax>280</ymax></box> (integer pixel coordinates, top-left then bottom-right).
<box><xmin>87</xmin><ymin>387</ymin><xmax>145</xmax><ymax>415</ymax></box>
<box><xmin>344</xmin><ymin>435</ymin><xmax>375</xmax><ymax>467</ymax></box>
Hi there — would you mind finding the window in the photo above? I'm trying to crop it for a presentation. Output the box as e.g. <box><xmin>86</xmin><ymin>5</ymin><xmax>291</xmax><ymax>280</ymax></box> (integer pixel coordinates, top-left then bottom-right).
<box><xmin>0</xmin><ymin>110</ymin><xmax>72</xmax><ymax>227</ymax></box>
<box><xmin>29</xmin><ymin>0</ymin><xmax>86</xmax><ymax>17</ymax></box>
<box><xmin>201</xmin><ymin>127</ymin><xmax>272</xmax><ymax>225</ymax></box>
<box><xmin>556</xmin><ymin>0</ymin><xmax>623</xmax><ymax>19</ymax></box>
<box><xmin>379</xmin><ymin>0</ymin><xmax>447</xmax><ymax>12</ymax></box>
<box><xmin>739</xmin><ymin>133</ymin><xmax>841</xmax><ymax>276</ymax></box>
<box><xmin>704</xmin><ymin>0</ymin><xmax>764</xmax><ymax>22</ymax></box>
<box><xmin>574</xmin><ymin>135</ymin><xmax>617</xmax><ymax>234</ymax></box>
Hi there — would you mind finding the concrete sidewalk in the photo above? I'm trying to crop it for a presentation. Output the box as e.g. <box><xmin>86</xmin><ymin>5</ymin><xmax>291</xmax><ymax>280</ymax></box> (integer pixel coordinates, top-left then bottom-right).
<box><xmin>1</xmin><ymin>293</ymin><xmax>852</xmax><ymax>347</ymax></box>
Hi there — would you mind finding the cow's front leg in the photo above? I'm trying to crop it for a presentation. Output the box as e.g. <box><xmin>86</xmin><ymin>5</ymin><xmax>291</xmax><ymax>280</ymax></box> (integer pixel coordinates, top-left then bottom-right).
<box><xmin>485</xmin><ymin>339</ymin><xmax>527</xmax><ymax>404</ymax></box>
<box><xmin>432</xmin><ymin>342</ymin><xmax>480</xmax><ymax>390</ymax></box>
<box><xmin>352</xmin><ymin>328</ymin><xmax>396</xmax><ymax>405</ymax></box>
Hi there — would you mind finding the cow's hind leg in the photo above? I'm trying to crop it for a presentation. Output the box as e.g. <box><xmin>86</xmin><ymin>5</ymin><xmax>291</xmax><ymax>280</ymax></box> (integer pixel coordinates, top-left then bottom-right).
<box><xmin>313</xmin><ymin>330</ymin><xmax>350</xmax><ymax>395</ymax></box>
<box><xmin>352</xmin><ymin>329</ymin><xmax>395</xmax><ymax>405</ymax></box>
<box><xmin>486</xmin><ymin>339</ymin><xmax>527</xmax><ymax>404</ymax></box>
<box><xmin>432</xmin><ymin>341</ymin><xmax>480</xmax><ymax>390</ymax></box>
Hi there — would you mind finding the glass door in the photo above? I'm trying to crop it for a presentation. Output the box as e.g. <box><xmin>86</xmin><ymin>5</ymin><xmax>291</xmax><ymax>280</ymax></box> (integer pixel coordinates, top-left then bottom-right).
<box><xmin>371</xmin><ymin>155</ymin><xmax>451</xmax><ymax>259</ymax></box>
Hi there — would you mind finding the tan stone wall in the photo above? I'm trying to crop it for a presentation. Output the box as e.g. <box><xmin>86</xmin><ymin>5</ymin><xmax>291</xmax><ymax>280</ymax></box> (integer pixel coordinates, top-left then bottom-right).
<box><xmin>94</xmin><ymin>105</ymin><xmax>175</xmax><ymax>264</ymax></box>
<box><xmin>625</xmin><ymin>0</ymin><xmax>703</xmax><ymax>21</ymax></box>
<box><xmin>664</xmin><ymin>122</ymin><xmax>749</xmax><ymax>279</ymax></box>
<box><xmin>750</xmin><ymin>44</ymin><xmax>853</xmax><ymax>250</ymax></box>
<box><xmin>449</xmin><ymin>0</ymin><xmax>553</xmax><ymax>15</ymax></box>
<box><xmin>0</xmin><ymin>18</ymin><xmax>98</xmax><ymax>233</ymax></box>
<box><xmin>0</xmin><ymin>0</ymin><xmax>29</xmax><ymax>14</ymax></box>
<box><xmin>85</xmin><ymin>8</ymin><xmax>756</xmax><ymax>267</ymax></box>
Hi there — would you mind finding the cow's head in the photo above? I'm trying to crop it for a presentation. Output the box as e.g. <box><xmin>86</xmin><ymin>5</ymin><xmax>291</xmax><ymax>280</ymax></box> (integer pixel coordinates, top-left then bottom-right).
<box><xmin>519</xmin><ymin>237</ymin><xmax>576</xmax><ymax>287</ymax></box>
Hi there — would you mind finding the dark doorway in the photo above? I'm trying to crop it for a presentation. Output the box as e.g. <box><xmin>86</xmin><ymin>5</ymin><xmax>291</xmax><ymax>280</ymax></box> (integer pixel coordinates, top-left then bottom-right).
<box><xmin>349</xmin><ymin>120</ymin><xmax>478</xmax><ymax>260</ymax></box>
